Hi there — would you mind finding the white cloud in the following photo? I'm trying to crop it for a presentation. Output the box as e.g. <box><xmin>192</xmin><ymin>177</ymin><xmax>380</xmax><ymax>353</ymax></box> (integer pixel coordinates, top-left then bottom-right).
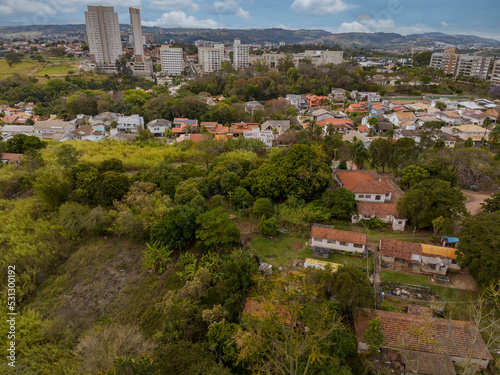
<box><xmin>274</xmin><ymin>24</ymin><xmax>298</xmax><ymax>30</ymax></box>
<box><xmin>441</xmin><ymin>21</ymin><xmax>449</xmax><ymax>27</ymax></box>
<box><xmin>0</xmin><ymin>0</ymin><xmax>142</xmax><ymax>15</ymax></box>
<box><xmin>147</xmin><ymin>0</ymin><xmax>200</xmax><ymax>12</ymax></box>
<box><xmin>291</xmin><ymin>0</ymin><xmax>357</xmax><ymax>15</ymax></box>
<box><xmin>338</xmin><ymin>18</ymin><xmax>395</xmax><ymax>33</ymax></box>
<box><xmin>143</xmin><ymin>10</ymin><xmax>223</xmax><ymax>28</ymax></box>
<box><xmin>213</xmin><ymin>0</ymin><xmax>250</xmax><ymax>19</ymax></box>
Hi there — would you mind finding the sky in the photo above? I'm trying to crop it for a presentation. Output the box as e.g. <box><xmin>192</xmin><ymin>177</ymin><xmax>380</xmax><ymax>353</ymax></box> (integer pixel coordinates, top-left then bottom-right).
<box><xmin>0</xmin><ymin>0</ymin><xmax>499</xmax><ymax>41</ymax></box>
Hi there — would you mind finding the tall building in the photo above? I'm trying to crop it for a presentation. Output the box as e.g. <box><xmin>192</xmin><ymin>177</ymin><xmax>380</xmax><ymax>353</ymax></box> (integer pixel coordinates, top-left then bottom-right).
<box><xmin>199</xmin><ymin>46</ymin><xmax>222</xmax><ymax>73</ymax></box>
<box><xmin>85</xmin><ymin>6</ymin><xmax>122</xmax><ymax>65</ymax></box>
<box><xmin>429</xmin><ymin>49</ymin><xmax>491</xmax><ymax>79</ymax></box>
<box><xmin>129</xmin><ymin>8</ymin><xmax>144</xmax><ymax>62</ymax></box>
<box><xmin>233</xmin><ymin>38</ymin><xmax>249</xmax><ymax>70</ymax></box>
<box><xmin>491</xmin><ymin>60</ymin><xmax>500</xmax><ymax>86</ymax></box>
<box><xmin>160</xmin><ymin>46</ymin><xmax>184</xmax><ymax>76</ymax></box>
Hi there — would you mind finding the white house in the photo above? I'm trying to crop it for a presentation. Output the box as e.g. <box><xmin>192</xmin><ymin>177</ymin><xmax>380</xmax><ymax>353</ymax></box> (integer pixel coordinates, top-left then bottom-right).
<box><xmin>33</xmin><ymin>120</ymin><xmax>75</xmax><ymax>141</ymax></box>
<box><xmin>260</xmin><ymin>120</ymin><xmax>290</xmax><ymax>133</ymax></box>
<box><xmin>435</xmin><ymin>111</ymin><xmax>465</xmax><ymax>125</ymax></box>
<box><xmin>70</xmin><ymin>125</ymin><xmax>105</xmax><ymax>141</ymax></box>
<box><xmin>243</xmin><ymin>127</ymin><xmax>275</xmax><ymax>148</ymax></box>
<box><xmin>117</xmin><ymin>115</ymin><xmax>144</xmax><ymax>133</ymax></box>
<box><xmin>0</xmin><ymin>125</ymin><xmax>34</xmax><ymax>140</ymax></box>
<box><xmin>146</xmin><ymin>119</ymin><xmax>172</xmax><ymax>136</ymax></box>
<box><xmin>387</xmin><ymin>111</ymin><xmax>417</xmax><ymax>127</ymax></box>
<box><xmin>309</xmin><ymin>224</ymin><xmax>367</xmax><ymax>254</ymax></box>
<box><xmin>285</xmin><ymin>94</ymin><xmax>308</xmax><ymax>110</ymax></box>
<box><xmin>352</xmin><ymin>202</ymin><xmax>407</xmax><ymax>231</ymax></box>
<box><xmin>334</xmin><ymin>171</ymin><xmax>393</xmax><ymax>203</ymax></box>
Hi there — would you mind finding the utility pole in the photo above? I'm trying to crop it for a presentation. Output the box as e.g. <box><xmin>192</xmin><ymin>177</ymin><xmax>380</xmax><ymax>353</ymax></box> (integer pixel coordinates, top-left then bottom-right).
<box><xmin>360</xmin><ymin>221</ymin><xmax>370</xmax><ymax>279</ymax></box>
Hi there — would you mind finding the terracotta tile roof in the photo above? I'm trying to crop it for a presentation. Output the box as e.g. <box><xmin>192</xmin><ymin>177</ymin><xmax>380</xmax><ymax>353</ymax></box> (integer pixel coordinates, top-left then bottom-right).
<box><xmin>230</xmin><ymin>122</ymin><xmax>259</xmax><ymax>134</ymax></box>
<box><xmin>316</xmin><ymin>118</ymin><xmax>355</xmax><ymax>128</ymax></box>
<box><xmin>354</xmin><ymin>309</ymin><xmax>493</xmax><ymax>361</ymax></box>
<box><xmin>379</xmin><ymin>238</ymin><xmax>422</xmax><ymax>261</ymax></box>
<box><xmin>336</xmin><ymin>171</ymin><xmax>393</xmax><ymax>195</ymax></box>
<box><xmin>357</xmin><ymin>202</ymin><xmax>398</xmax><ymax>217</ymax></box>
<box><xmin>310</xmin><ymin>224</ymin><xmax>367</xmax><ymax>245</ymax></box>
<box><xmin>357</xmin><ymin>125</ymin><xmax>370</xmax><ymax>133</ymax></box>
<box><xmin>0</xmin><ymin>153</ymin><xmax>23</xmax><ymax>163</ymax></box>
<box><xmin>400</xmin><ymin>350</ymin><xmax>456</xmax><ymax>375</ymax></box>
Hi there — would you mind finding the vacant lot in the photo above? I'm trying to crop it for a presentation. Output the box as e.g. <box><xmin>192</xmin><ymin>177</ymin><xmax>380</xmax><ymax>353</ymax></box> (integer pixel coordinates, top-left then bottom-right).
<box><xmin>0</xmin><ymin>59</ymin><xmax>43</xmax><ymax>78</ymax></box>
<box><xmin>250</xmin><ymin>235</ymin><xmax>309</xmax><ymax>268</ymax></box>
<box><xmin>37</xmin><ymin>63</ymin><xmax>75</xmax><ymax>75</ymax></box>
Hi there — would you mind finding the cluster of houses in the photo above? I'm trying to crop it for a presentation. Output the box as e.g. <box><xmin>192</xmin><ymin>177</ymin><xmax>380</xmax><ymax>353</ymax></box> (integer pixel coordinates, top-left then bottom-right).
<box><xmin>0</xmin><ymin>40</ymin><xmax>87</xmax><ymax>58</ymax></box>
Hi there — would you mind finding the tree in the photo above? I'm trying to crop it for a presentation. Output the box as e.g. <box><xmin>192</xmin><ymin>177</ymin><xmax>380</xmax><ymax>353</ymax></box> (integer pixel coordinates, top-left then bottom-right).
<box><xmin>457</xmin><ymin>212</ymin><xmax>500</xmax><ymax>286</ymax></box>
<box><xmin>349</xmin><ymin>140</ymin><xmax>369</xmax><ymax>170</ymax></box>
<box><xmin>252</xmin><ymin>198</ymin><xmax>274</xmax><ymax>219</ymax></box>
<box><xmin>5</xmin><ymin>52</ymin><xmax>22</xmax><ymax>67</ymax></box>
<box><xmin>33</xmin><ymin>172</ymin><xmax>72</xmax><ymax>211</ymax></box>
<box><xmin>260</xmin><ymin>216</ymin><xmax>279</xmax><ymax>236</ymax></box>
<box><xmin>329</xmin><ymin>266</ymin><xmax>374</xmax><ymax>313</ymax></box>
<box><xmin>435</xmin><ymin>101</ymin><xmax>447</xmax><ymax>111</ymax></box>
<box><xmin>98</xmin><ymin>158</ymin><xmax>125</xmax><ymax>173</ymax></box>
<box><xmin>413</xmin><ymin>51</ymin><xmax>432</xmax><ymax>67</ymax></box>
<box><xmin>94</xmin><ymin>171</ymin><xmax>131</xmax><ymax>206</ymax></box>
<box><xmin>369</xmin><ymin>138</ymin><xmax>394</xmax><ymax>172</ymax></box>
<box><xmin>195</xmin><ymin>207</ymin><xmax>240</xmax><ymax>250</ymax></box>
<box><xmin>400</xmin><ymin>165</ymin><xmax>430</xmax><ymax>189</ymax></box>
<box><xmin>22</xmin><ymin>148</ymin><xmax>44</xmax><ymax>172</ymax></box>
<box><xmin>481</xmin><ymin>193</ymin><xmax>500</xmax><ymax>212</ymax></box>
<box><xmin>150</xmin><ymin>206</ymin><xmax>198</xmax><ymax>250</ymax></box>
<box><xmin>321</xmin><ymin>188</ymin><xmax>356</xmax><ymax>220</ymax></box>
<box><xmin>363</xmin><ymin>317</ymin><xmax>384</xmax><ymax>353</ymax></box>
<box><xmin>231</xmin><ymin>186</ymin><xmax>253</xmax><ymax>210</ymax></box>
<box><xmin>142</xmin><ymin>241</ymin><xmax>173</xmax><ymax>275</ymax></box>
<box><xmin>277</xmin><ymin>54</ymin><xmax>294</xmax><ymax>73</ymax></box>
<box><xmin>56</xmin><ymin>144</ymin><xmax>82</xmax><ymax>170</ymax></box>
<box><xmin>397</xmin><ymin>179</ymin><xmax>467</xmax><ymax>229</ymax></box>
<box><xmin>464</xmin><ymin>137</ymin><xmax>474</xmax><ymax>148</ymax></box>
<box><xmin>5</xmin><ymin>134</ymin><xmax>44</xmax><ymax>153</ymax></box>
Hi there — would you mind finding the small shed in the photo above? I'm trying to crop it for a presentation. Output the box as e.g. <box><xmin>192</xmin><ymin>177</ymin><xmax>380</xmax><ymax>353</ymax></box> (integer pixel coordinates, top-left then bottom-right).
<box><xmin>441</xmin><ymin>236</ymin><xmax>459</xmax><ymax>248</ymax></box>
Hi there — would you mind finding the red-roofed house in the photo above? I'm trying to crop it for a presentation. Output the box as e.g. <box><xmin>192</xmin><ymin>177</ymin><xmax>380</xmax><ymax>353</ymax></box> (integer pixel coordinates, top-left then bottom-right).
<box><xmin>357</xmin><ymin>125</ymin><xmax>370</xmax><ymax>135</ymax></box>
<box><xmin>305</xmin><ymin>95</ymin><xmax>329</xmax><ymax>108</ymax></box>
<box><xmin>230</xmin><ymin>122</ymin><xmax>259</xmax><ymax>137</ymax></box>
<box><xmin>310</xmin><ymin>224</ymin><xmax>367</xmax><ymax>254</ymax></box>
<box><xmin>334</xmin><ymin>171</ymin><xmax>393</xmax><ymax>202</ymax></box>
<box><xmin>1</xmin><ymin>153</ymin><xmax>23</xmax><ymax>166</ymax></box>
<box><xmin>201</xmin><ymin>122</ymin><xmax>229</xmax><ymax>135</ymax></box>
<box><xmin>352</xmin><ymin>202</ymin><xmax>407</xmax><ymax>231</ymax></box>
<box><xmin>316</xmin><ymin>117</ymin><xmax>355</xmax><ymax>134</ymax></box>
<box><xmin>354</xmin><ymin>309</ymin><xmax>492</xmax><ymax>370</ymax></box>
<box><xmin>346</xmin><ymin>102</ymin><xmax>369</xmax><ymax>113</ymax></box>
<box><xmin>172</xmin><ymin>118</ymin><xmax>199</xmax><ymax>133</ymax></box>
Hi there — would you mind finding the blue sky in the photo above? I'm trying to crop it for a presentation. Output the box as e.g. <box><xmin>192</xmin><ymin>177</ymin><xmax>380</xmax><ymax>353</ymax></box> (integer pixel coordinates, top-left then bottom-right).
<box><xmin>0</xmin><ymin>0</ymin><xmax>499</xmax><ymax>40</ymax></box>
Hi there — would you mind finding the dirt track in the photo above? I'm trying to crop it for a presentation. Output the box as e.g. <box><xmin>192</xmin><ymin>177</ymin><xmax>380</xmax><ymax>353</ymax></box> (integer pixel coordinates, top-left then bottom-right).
<box><xmin>463</xmin><ymin>190</ymin><xmax>494</xmax><ymax>215</ymax></box>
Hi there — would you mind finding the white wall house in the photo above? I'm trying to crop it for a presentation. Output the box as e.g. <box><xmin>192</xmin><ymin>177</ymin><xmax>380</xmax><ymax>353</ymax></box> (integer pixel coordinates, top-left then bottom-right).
<box><xmin>243</xmin><ymin>127</ymin><xmax>274</xmax><ymax>148</ymax></box>
<box><xmin>352</xmin><ymin>202</ymin><xmax>407</xmax><ymax>231</ymax></box>
<box><xmin>146</xmin><ymin>119</ymin><xmax>172</xmax><ymax>136</ymax></box>
<box><xmin>310</xmin><ymin>224</ymin><xmax>367</xmax><ymax>254</ymax></box>
<box><xmin>117</xmin><ymin>115</ymin><xmax>144</xmax><ymax>133</ymax></box>
<box><xmin>334</xmin><ymin>171</ymin><xmax>393</xmax><ymax>203</ymax></box>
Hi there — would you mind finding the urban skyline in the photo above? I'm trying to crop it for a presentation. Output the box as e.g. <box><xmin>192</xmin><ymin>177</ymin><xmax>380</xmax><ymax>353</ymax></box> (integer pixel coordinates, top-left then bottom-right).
<box><xmin>0</xmin><ymin>0</ymin><xmax>499</xmax><ymax>41</ymax></box>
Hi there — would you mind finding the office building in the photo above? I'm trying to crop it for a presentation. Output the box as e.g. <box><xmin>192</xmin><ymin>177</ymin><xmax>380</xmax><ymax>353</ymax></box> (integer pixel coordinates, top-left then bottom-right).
<box><xmin>233</xmin><ymin>38</ymin><xmax>250</xmax><ymax>70</ymax></box>
<box><xmin>160</xmin><ymin>46</ymin><xmax>184</xmax><ymax>76</ymax></box>
<box><xmin>85</xmin><ymin>6</ymin><xmax>122</xmax><ymax>65</ymax></box>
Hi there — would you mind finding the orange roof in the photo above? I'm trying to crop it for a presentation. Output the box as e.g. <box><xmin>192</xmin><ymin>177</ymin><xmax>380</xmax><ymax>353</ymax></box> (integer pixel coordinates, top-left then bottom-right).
<box><xmin>357</xmin><ymin>202</ymin><xmax>398</xmax><ymax>217</ymax></box>
<box><xmin>380</xmin><ymin>239</ymin><xmax>457</xmax><ymax>260</ymax></box>
<box><xmin>316</xmin><ymin>118</ymin><xmax>354</xmax><ymax>128</ymax></box>
<box><xmin>336</xmin><ymin>171</ymin><xmax>393</xmax><ymax>194</ymax></box>
<box><xmin>357</xmin><ymin>125</ymin><xmax>370</xmax><ymax>132</ymax></box>
<box><xmin>310</xmin><ymin>225</ymin><xmax>367</xmax><ymax>246</ymax></box>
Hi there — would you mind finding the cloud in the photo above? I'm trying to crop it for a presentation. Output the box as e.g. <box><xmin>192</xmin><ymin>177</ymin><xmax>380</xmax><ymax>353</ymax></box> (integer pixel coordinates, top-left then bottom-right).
<box><xmin>142</xmin><ymin>10</ymin><xmax>223</xmax><ymax>28</ymax></box>
<box><xmin>291</xmin><ymin>0</ymin><xmax>357</xmax><ymax>15</ymax></box>
<box><xmin>147</xmin><ymin>0</ymin><xmax>199</xmax><ymax>12</ymax></box>
<box><xmin>338</xmin><ymin>18</ymin><xmax>395</xmax><ymax>33</ymax></box>
<box><xmin>441</xmin><ymin>21</ymin><xmax>448</xmax><ymax>27</ymax></box>
<box><xmin>213</xmin><ymin>0</ymin><xmax>250</xmax><ymax>19</ymax></box>
<box><xmin>0</xmin><ymin>0</ymin><xmax>142</xmax><ymax>15</ymax></box>
<box><xmin>274</xmin><ymin>24</ymin><xmax>298</xmax><ymax>30</ymax></box>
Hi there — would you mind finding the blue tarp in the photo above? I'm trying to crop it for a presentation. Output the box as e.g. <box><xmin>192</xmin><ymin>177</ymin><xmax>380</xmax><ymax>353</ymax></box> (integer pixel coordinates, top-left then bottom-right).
<box><xmin>442</xmin><ymin>236</ymin><xmax>459</xmax><ymax>243</ymax></box>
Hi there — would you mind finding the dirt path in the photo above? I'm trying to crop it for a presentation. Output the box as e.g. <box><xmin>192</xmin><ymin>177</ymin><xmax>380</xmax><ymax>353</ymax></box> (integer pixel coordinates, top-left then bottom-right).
<box><xmin>462</xmin><ymin>190</ymin><xmax>493</xmax><ymax>215</ymax></box>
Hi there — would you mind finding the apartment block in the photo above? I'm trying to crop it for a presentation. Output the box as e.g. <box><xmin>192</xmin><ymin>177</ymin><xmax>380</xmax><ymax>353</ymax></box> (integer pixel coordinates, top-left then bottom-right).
<box><xmin>85</xmin><ymin>6</ymin><xmax>122</xmax><ymax>65</ymax></box>
<box><xmin>129</xmin><ymin>8</ymin><xmax>144</xmax><ymax>62</ymax></box>
<box><xmin>492</xmin><ymin>60</ymin><xmax>500</xmax><ymax>86</ymax></box>
<box><xmin>429</xmin><ymin>48</ymin><xmax>460</xmax><ymax>75</ymax></box>
<box><xmin>160</xmin><ymin>46</ymin><xmax>184</xmax><ymax>76</ymax></box>
<box><xmin>199</xmin><ymin>46</ymin><xmax>222</xmax><ymax>73</ymax></box>
<box><xmin>430</xmin><ymin>48</ymin><xmax>491</xmax><ymax>79</ymax></box>
<box><xmin>233</xmin><ymin>38</ymin><xmax>250</xmax><ymax>70</ymax></box>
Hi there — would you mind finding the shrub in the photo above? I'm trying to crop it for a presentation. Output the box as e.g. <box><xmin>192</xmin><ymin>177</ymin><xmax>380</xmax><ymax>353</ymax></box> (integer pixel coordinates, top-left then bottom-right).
<box><xmin>252</xmin><ymin>198</ymin><xmax>273</xmax><ymax>219</ymax></box>
<box><xmin>260</xmin><ymin>216</ymin><xmax>279</xmax><ymax>236</ymax></box>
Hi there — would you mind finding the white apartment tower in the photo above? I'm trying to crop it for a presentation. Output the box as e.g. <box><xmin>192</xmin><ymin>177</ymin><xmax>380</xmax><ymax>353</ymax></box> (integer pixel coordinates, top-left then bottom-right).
<box><xmin>456</xmin><ymin>55</ymin><xmax>492</xmax><ymax>80</ymax></box>
<box><xmin>85</xmin><ymin>6</ymin><xmax>122</xmax><ymax>65</ymax></box>
<box><xmin>491</xmin><ymin>60</ymin><xmax>500</xmax><ymax>86</ymax></box>
<box><xmin>160</xmin><ymin>46</ymin><xmax>184</xmax><ymax>76</ymax></box>
<box><xmin>199</xmin><ymin>46</ymin><xmax>222</xmax><ymax>73</ymax></box>
<box><xmin>129</xmin><ymin>8</ymin><xmax>144</xmax><ymax>62</ymax></box>
<box><xmin>233</xmin><ymin>38</ymin><xmax>249</xmax><ymax>70</ymax></box>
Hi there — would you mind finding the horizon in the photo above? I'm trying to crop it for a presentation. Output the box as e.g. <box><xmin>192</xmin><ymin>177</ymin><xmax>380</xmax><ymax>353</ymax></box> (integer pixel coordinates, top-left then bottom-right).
<box><xmin>0</xmin><ymin>0</ymin><xmax>499</xmax><ymax>41</ymax></box>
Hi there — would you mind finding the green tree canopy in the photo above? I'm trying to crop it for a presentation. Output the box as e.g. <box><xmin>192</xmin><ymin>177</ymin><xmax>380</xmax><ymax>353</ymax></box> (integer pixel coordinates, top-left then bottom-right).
<box><xmin>321</xmin><ymin>188</ymin><xmax>357</xmax><ymax>220</ymax></box>
<box><xmin>150</xmin><ymin>206</ymin><xmax>198</xmax><ymax>250</ymax></box>
<box><xmin>195</xmin><ymin>207</ymin><xmax>240</xmax><ymax>250</ymax></box>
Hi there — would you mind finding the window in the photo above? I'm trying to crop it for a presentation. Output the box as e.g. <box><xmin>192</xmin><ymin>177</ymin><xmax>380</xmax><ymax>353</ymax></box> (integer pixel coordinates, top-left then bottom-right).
<box><xmin>339</xmin><ymin>242</ymin><xmax>347</xmax><ymax>246</ymax></box>
<box><xmin>354</xmin><ymin>244</ymin><xmax>363</xmax><ymax>248</ymax></box>
<box><xmin>327</xmin><ymin>240</ymin><xmax>336</xmax><ymax>244</ymax></box>
<box><xmin>313</xmin><ymin>238</ymin><xmax>323</xmax><ymax>242</ymax></box>
<box><xmin>398</xmin><ymin>221</ymin><xmax>403</xmax><ymax>224</ymax></box>
<box><xmin>358</xmin><ymin>194</ymin><xmax>364</xmax><ymax>198</ymax></box>
<box><xmin>365</xmin><ymin>195</ymin><xmax>371</xmax><ymax>199</ymax></box>
<box><xmin>375</xmin><ymin>195</ymin><xmax>381</xmax><ymax>200</ymax></box>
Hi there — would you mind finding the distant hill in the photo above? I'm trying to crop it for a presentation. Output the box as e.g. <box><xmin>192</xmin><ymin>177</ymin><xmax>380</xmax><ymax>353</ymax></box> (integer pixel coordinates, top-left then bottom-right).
<box><xmin>0</xmin><ymin>24</ymin><xmax>499</xmax><ymax>49</ymax></box>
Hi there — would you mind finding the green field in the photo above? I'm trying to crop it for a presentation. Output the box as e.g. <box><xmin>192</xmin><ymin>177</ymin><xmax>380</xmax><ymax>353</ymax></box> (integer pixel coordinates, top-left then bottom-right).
<box><xmin>381</xmin><ymin>270</ymin><xmax>472</xmax><ymax>301</ymax></box>
<box><xmin>0</xmin><ymin>59</ymin><xmax>43</xmax><ymax>78</ymax></box>
<box><xmin>250</xmin><ymin>235</ymin><xmax>309</xmax><ymax>267</ymax></box>
<box><xmin>37</xmin><ymin>64</ymin><xmax>76</xmax><ymax>75</ymax></box>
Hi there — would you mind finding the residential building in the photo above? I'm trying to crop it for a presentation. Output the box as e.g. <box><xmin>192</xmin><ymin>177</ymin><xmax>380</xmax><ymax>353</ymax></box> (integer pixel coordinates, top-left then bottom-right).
<box><xmin>243</xmin><ymin>127</ymin><xmax>274</xmax><ymax>148</ymax></box>
<box><xmin>318</xmin><ymin>118</ymin><xmax>355</xmax><ymax>135</ymax></box>
<box><xmin>354</xmin><ymin>309</ymin><xmax>492</xmax><ymax>370</ymax></box>
<box><xmin>350</xmin><ymin>90</ymin><xmax>381</xmax><ymax>103</ymax></box>
<box><xmin>309</xmin><ymin>224</ymin><xmax>367</xmax><ymax>255</ymax></box>
<box><xmin>379</xmin><ymin>238</ymin><xmax>460</xmax><ymax>275</ymax></box>
<box><xmin>405</xmin><ymin>102</ymin><xmax>439</xmax><ymax>114</ymax></box>
<box><xmin>295</xmin><ymin>50</ymin><xmax>343</xmax><ymax>66</ymax></box>
<box><xmin>334</xmin><ymin>171</ymin><xmax>393</xmax><ymax>203</ymax></box>
<box><xmin>116</xmin><ymin>115</ymin><xmax>144</xmax><ymax>133</ymax></box>
<box><xmin>233</xmin><ymin>38</ymin><xmax>249</xmax><ymax>70</ymax></box>
<box><xmin>0</xmin><ymin>125</ymin><xmax>34</xmax><ymax>140</ymax></box>
<box><xmin>429</xmin><ymin>48</ymin><xmax>460</xmax><ymax>75</ymax></box>
<box><xmin>305</xmin><ymin>95</ymin><xmax>329</xmax><ymax>108</ymax></box>
<box><xmin>201</xmin><ymin>122</ymin><xmax>229</xmax><ymax>136</ymax></box>
<box><xmin>85</xmin><ymin>6</ymin><xmax>122</xmax><ymax>66</ymax></box>
<box><xmin>456</xmin><ymin>55</ymin><xmax>492</xmax><ymax>80</ymax></box>
<box><xmin>486</xmin><ymin>106</ymin><xmax>500</xmax><ymax>120</ymax></box>
<box><xmin>342</xmin><ymin>131</ymin><xmax>371</xmax><ymax>148</ymax></box>
<box><xmin>33</xmin><ymin>120</ymin><xmax>75</xmax><ymax>141</ymax></box>
<box><xmin>491</xmin><ymin>60</ymin><xmax>500</xmax><ymax>86</ymax></box>
<box><xmin>387</xmin><ymin>111</ymin><xmax>417</xmax><ymax>127</ymax></box>
<box><xmin>229</xmin><ymin>122</ymin><xmax>259</xmax><ymax>137</ymax></box>
<box><xmin>244</xmin><ymin>101</ymin><xmax>264</xmax><ymax>114</ymax></box>
<box><xmin>160</xmin><ymin>46</ymin><xmax>184</xmax><ymax>76</ymax></box>
<box><xmin>70</xmin><ymin>125</ymin><xmax>105</xmax><ymax>141</ymax></box>
<box><xmin>129</xmin><ymin>8</ymin><xmax>144</xmax><ymax>62</ymax></box>
<box><xmin>310</xmin><ymin>109</ymin><xmax>336</xmax><ymax>122</ymax></box>
<box><xmin>435</xmin><ymin>111</ymin><xmax>466</xmax><ymax>125</ymax></box>
<box><xmin>199</xmin><ymin>46</ymin><xmax>222</xmax><ymax>73</ymax></box>
<box><xmin>146</xmin><ymin>119</ymin><xmax>171</xmax><ymax>136</ymax></box>
<box><xmin>442</xmin><ymin>124</ymin><xmax>490</xmax><ymax>145</ymax></box>
<box><xmin>1</xmin><ymin>153</ymin><xmax>23</xmax><ymax>165</ymax></box>
<box><xmin>250</xmin><ymin>52</ymin><xmax>286</xmax><ymax>68</ymax></box>
<box><xmin>352</xmin><ymin>202</ymin><xmax>407</xmax><ymax>231</ymax></box>
<box><xmin>285</xmin><ymin>94</ymin><xmax>308</xmax><ymax>110</ymax></box>
<box><xmin>441</xmin><ymin>236</ymin><xmax>459</xmax><ymax>248</ymax></box>
<box><xmin>90</xmin><ymin>112</ymin><xmax>121</xmax><ymax>126</ymax></box>
<box><xmin>260</xmin><ymin>120</ymin><xmax>290</xmax><ymax>133</ymax></box>
<box><xmin>459</xmin><ymin>109</ymin><xmax>490</xmax><ymax>125</ymax></box>
<box><xmin>172</xmin><ymin>118</ymin><xmax>199</xmax><ymax>133</ymax></box>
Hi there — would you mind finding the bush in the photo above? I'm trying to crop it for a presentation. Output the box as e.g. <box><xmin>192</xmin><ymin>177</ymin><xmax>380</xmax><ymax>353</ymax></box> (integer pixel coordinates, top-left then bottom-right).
<box><xmin>252</xmin><ymin>198</ymin><xmax>273</xmax><ymax>219</ymax></box>
<box><xmin>360</xmin><ymin>217</ymin><xmax>386</xmax><ymax>229</ymax></box>
<box><xmin>260</xmin><ymin>216</ymin><xmax>279</xmax><ymax>236</ymax></box>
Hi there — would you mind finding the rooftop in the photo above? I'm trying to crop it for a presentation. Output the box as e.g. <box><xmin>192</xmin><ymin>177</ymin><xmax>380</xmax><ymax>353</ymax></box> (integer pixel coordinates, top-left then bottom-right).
<box><xmin>310</xmin><ymin>224</ymin><xmax>367</xmax><ymax>245</ymax></box>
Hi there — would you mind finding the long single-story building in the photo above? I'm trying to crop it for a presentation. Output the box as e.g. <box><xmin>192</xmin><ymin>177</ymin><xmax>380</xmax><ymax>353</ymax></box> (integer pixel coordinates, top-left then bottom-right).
<box><xmin>310</xmin><ymin>224</ymin><xmax>367</xmax><ymax>254</ymax></box>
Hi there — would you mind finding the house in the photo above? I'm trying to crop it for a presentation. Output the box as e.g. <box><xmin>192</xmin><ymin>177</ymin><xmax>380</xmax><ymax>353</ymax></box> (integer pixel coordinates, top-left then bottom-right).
<box><xmin>70</xmin><ymin>114</ymin><xmax>93</xmax><ymax>126</ymax></box>
<box><xmin>1</xmin><ymin>153</ymin><xmax>23</xmax><ymax>165</ymax></box>
<box><xmin>352</xmin><ymin>202</ymin><xmax>407</xmax><ymax>231</ymax></box>
<box><xmin>201</xmin><ymin>122</ymin><xmax>229</xmax><ymax>135</ymax></box>
<box><xmin>244</xmin><ymin>101</ymin><xmax>264</xmax><ymax>114</ymax></box>
<box><xmin>243</xmin><ymin>127</ymin><xmax>275</xmax><ymax>148</ymax></box>
<box><xmin>229</xmin><ymin>122</ymin><xmax>259</xmax><ymax>137</ymax></box>
<box><xmin>346</xmin><ymin>102</ymin><xmax>369</xmax><ymax>113</ymax></box>
<box><xmin>285</xmin><ymin>94</ymin><xmax>308</xmax><ymax>110</ymax></box>
<box><xmin>0</xmin><ymin>125</ymin><xmax>34</xmax><ymax>140</ymax></box>
<box><xmin>310</xmin><ymin>109</ymin><xmax>336</xmax><ymax>122</ymax></box>
<box><xmin>442</xmin><ymin>124</ymin><xmax>490</xmax><ymax>146</ymax></box>
<box><xmin>459</xmin><ymin>109</ymin><xmax>490</xmax><ymax>125</ymax></box>
<box><xmin>260</xmin><ymin>120</ymin><xmax>290</xmax><ymax>133</ymax></box>
<box><xmin>394</xmin><ymin>129</ymin><xmax>422</xmax><ymax>143</ymax></box>
<box><xmin>90</xmin><ymin>112</ymin><xmax>121</xmax><ymax>126</ymax></box>
<box><xmin>405</xmin><ymin>102</ymin><xmax>440</xmax><ymax>114</ymax></box>
<box><xmin>342</xmin><ymin>131</ymin><xmax>371</xmax><ymax>148</ymax></box>
<box><xmin>379</xmin><ymin>238</ymin><xmax>460</xmax><ymax>276</ymax></box>
<box><xmin>175</xmin><ymin>133</ymin><xmax>210</xmax><ymax>143</ymax></box>
<box><xmin>334</xmin><ymin>171</ymin><xmax>393</xmax><ymax>203</ymax></box>
<box><xmin>357</xmin><ymin>125</ymin><xmax>370</xmax><ymax>135</ymax></box>
<box><xmin>388</xmin><ymin>111</ymin><xmax>417</xmax><ymax>127</ymax></box>
<box><xmin>146</xmin><ymin>119</ymin><xmax>172</xmax><ymax>136</ymax></box>
<box><xmin>439</xmin><ymin>131</ymin><xmax>461</xmax><ymax>148</ymax></box>
<box><xmin>354</xmin><ymin>309</ymin><xmax>492</xmax><ymax>370</ymax></box>
<box><xmin>305</xmin><ymin>94</ymin><xmax>329</xmax><ymax>108</ymax></box>
<box><xmin>33</xmin><ymin>120</ymin><xmax>75</xmax><ymax>141</ymax></box>
<box><xmin>116</xmin><ymin>115</ymin><xmax>144</xmax><ymax>133</ymax></box>
<box><xmin>350</xmin><ymin>90</ymin><xmax>381</xmax><ymax>102</ymax></box>
<box><xmin>485</xmin><ymin>106</ymin><xmax>500</xmax><ymax>119</ymax></box>
<box><xmin>318</xmin><ymin>117</ymin><xmax>354</xmax><ymax>134</ymax></box>
<box><xmin>435</xmin><ymin>111</ymin><xmax>465</xmax><ymax>125</ymax></box>
<box><xmin>172</xmin><ymin>118</ymin><xmax>199</xmax><ymax>133</ymax></box>
<box><xmin>309</xmin><ymin>224</ymin><xmax>367</xmax><ymax>255</ymax></box>
<box><xmin>441</xmin><ymin>236</ymin><xmax>459</xmax><ymax>248</ymax></box>
<box><xmin>70</xmin><ymin>125</ymin><xmax>105</xmax><ymax>141</ymax></box>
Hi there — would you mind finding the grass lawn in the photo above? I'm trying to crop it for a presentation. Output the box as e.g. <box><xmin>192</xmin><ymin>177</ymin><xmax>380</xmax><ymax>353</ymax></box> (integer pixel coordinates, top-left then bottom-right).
<box><xmin>381</xmin><ymin>270</ymin><xmax>473</xmax><ymax>301</ymax></box>
<box><xmin>330</xmin><ymin>221</ymin><xmax>431</xmax><ymax>243</ymax></box>
<box><xmin>37</xmin><ymin>64</ymin><xmax>75</xmax><ymax>75</ymax></box>
<box><xmin>250</xmin><ymin>235</ymin><xmax>309</xmax><ymax>268</ymax></box>
<box><xmin>0</xmin><ymin>59</ymin><xmax>43</xmax><ymax>78</ymax></box>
